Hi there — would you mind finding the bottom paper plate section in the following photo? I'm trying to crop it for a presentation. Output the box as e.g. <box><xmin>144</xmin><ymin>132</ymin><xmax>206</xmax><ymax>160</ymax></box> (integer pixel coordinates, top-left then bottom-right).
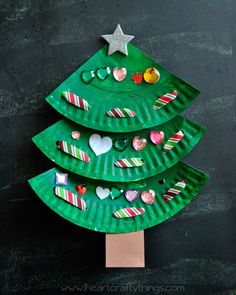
<box><xmin>28</xmin><ymin>162</ymin><xmax>208</xmax><ymax>233</ymax></box>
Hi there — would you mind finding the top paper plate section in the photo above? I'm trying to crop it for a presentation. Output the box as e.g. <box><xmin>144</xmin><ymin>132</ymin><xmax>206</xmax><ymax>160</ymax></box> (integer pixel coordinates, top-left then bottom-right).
<box><xmin>46</xmin><ymin>44</ymin><xmax>200</xmax><ymax>132</ymax></box>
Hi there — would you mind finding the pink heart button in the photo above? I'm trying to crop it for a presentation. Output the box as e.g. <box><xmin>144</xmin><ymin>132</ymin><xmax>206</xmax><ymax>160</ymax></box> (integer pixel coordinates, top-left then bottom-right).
<box><xmin>141</xmin><ymin>190</ymin><xmax>155</xmax><ymax>204</ymax></box>
<box><xmin>132</xmin><ymin>136</ymin><xmax>147</xmax><ymax>151</ymax></box>
<box><xmin>150</xmin><ymin>131</ymin><xmax>164</xmax><ymax>145</ymax></box>
<box><xmin>113</xmin><ymin>67</ymin><xmax>127</xmax><ymax>82</ymax></box>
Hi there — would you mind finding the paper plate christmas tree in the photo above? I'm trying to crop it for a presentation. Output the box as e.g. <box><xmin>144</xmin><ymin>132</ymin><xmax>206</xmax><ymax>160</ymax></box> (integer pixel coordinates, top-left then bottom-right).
<box><xmin>29</xmin><ymin>25</ymin><xmax>208</xmax><ymax>266</ymax></box>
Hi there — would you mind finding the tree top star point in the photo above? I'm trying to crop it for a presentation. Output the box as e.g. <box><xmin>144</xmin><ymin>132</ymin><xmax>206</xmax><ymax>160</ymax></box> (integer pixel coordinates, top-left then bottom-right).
<box><xmin>101</xmin><ymin>24</ymin><xmax>134</xmax><ymax>56</ymax></box>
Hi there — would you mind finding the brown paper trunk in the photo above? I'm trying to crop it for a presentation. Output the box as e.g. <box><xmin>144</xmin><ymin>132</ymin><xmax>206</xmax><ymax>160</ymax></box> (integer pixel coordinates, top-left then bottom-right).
<box><xmin>105</xmin><ymin>231</ymin><xmax>145</xmax><ymax>268</ymax></box>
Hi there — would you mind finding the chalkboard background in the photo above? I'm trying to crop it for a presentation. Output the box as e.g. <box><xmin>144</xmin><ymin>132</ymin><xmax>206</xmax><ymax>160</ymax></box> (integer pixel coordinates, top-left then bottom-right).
<box><xmin>1</xmin><ymin>0</ymin><xmax>235</xmax><ymax>294</ymax></box>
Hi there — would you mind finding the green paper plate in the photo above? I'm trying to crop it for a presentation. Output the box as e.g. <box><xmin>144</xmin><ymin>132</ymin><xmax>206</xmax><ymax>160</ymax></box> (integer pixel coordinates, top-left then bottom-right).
<box><xmin>28</xmin><ymin>162</ymin><xmax>208</xmax><ymax>233</ymax></box>
<box><xmin>32</xmin><ymin>116</ymin><xmax>205</xmax><ymax>182</ymax></box>
<box><xmin>46</xmin><ymin>44</ymin><xmax>200</xmax><ymax>132</ymax></box>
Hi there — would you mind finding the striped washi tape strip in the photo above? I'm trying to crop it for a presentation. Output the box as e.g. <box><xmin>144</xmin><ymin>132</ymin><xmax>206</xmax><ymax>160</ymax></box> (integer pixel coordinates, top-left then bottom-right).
<box><xmin>114</xmin><ymin>157</ymin><xmax>144</xmax><ymax>168</ymax></box>
<box><xmin>153</xmin><ymin>90</ymin><xmax>178</xmax><ymax>110</ymax></box>
<box><xmin>162</xmin><ymin>130</ymin><xmax>184</xmax><ymax>152</ymax></box>
<box><xmin>54</xmin><ymin>186</ymin><xmax>87</xmax><ymax>210</ymax></box>
<box><xmin>113</xmin><ymin>207</ymin><xmax>145</xmax><ymax>218</ymax></box>
<box><xmin>106</xmin><ymin>108</ymin><xmax>136</xmax><ymax>118</ymax></box>
<box><xmin>163</xmin><ymin>180</ymin><xmax>187</xmax><ymax>202</ymax></box>
<box><xmin>57</xmin><ymin>140</ymin><xmax>90</xmax><ymax>162</ymax></box>
<box><xmin>61</xmin><ymin>91</ymin><xmax>90</xmax><ymax>111</ymax></box>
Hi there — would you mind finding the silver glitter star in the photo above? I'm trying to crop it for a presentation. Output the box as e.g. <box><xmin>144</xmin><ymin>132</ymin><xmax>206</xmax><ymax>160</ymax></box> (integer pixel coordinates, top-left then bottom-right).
<box><xmin>101</xmin><ymin>24</ymin><xmax>134</xmax><ymax>56</ymax></box>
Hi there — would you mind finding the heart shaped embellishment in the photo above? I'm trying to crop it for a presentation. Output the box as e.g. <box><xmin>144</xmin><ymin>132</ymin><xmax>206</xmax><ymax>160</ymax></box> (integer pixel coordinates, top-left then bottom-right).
<box><xmin>132</xmin><ymin>136</ymin><xmax>147</xmax><ymax>151</ymax></box>
<box><xmin>110</xmin><ymin>187</ymin><xmax>124</xmax><ymax>200</ymax></box>
<box><xmin>113</xmin><ymin>67</ymin><xmax>127</xmax><ymax>82</ymax></box>
<box><xmin>89</xmin><ymin>134</ymin><xmax>112</xmax><ymax>156</ymax></box>
<box><xmin>96</xmin><ymin>186</ymin><xmax>110</xmax><ymax>200</ymax></box>
<box><xmin>80</xmin><ymin>70</ymin><xmax>95</xmax><ymax>84</ymax></box>
<box><xmin>150</xmin><ymin>131</ymin><xmax>165</xmax><ymax>145</ymax></box>
<box><xmin>131</xmin><ymin>72</ymin><xmax>143</xmax><ymax>84</ymax></box>
<box><xmin>141</xmin><ymin>189</ymin><xmax>155</xmax><ymax>204</ymax></box>
<box><xmin>96</xmin><ymin>67</ymin><xmax>111</xmax><ymax>80</ymax></box>
<box><xmin>113</xmin><ymin>139</ymin><xmax>129</xmax><ymax>152</ymax></box>
<box><xmin>75</xmin><ymin>184</ymin><xmax>86</xmax><ymax>196</ymax></box>
<box><xmin>125</xmin><ymin>189</ymin><xmax>140</xmax><ymax>203</ymax></box>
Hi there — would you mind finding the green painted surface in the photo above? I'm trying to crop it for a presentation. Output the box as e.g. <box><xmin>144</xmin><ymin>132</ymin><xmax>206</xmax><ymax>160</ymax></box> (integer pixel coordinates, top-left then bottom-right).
<box><xmin>32</xmin><ymin>116</ymin><xmax>205</xmax><ymax>182</ymax></box>
<box><xmin>28</xmin><ymin>162</ymin><xmax>208</xmax><ymax>233</ymax></box>
<box><xmin>46</xmin><ymin>44</ymin><xmax>200</xmax><ymax>132</ymax></box>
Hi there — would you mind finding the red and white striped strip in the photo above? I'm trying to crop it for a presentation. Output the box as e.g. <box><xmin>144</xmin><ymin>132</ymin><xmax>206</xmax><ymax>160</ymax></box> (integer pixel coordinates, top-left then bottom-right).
<box><xmin>153</xmin><ymin>90</ymin><xmax>178</xmax><ymax>110</ymax></box>
<box><xmin>54</xmin><ymin>186</ymin><xmax>87</xmax><ymax>211</ymax></box>
<box><xmin>61</xmin><ymin>91</ymin><xmax>90</xmax><ymax>111</ymax></box>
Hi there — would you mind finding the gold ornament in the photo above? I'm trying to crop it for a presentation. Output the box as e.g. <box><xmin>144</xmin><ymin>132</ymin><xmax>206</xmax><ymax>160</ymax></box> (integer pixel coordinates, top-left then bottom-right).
<box><xmin>143</xmin><ymin>67</ymin><xmax>160</xmax><ymax>84</ymax></box>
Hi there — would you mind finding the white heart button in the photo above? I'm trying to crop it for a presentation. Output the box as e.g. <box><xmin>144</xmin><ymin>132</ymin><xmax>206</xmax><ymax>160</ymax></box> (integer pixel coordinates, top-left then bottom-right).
<box><xmin>89</xmin><ymin>134</ymin><xmax>113</xmax><ymax>156</ymax></box>
<box><xmin>96</xmin><ymin>186</ymin><xmax>110</xmax><ymax>200</ymax></box>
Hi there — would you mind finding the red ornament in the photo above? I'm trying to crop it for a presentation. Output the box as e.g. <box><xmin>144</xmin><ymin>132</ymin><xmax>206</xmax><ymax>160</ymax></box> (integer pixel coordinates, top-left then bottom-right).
<box><xmin>131</xmin><ymin>72</ymin><xmax>143</xmax><ymax>84</ymax></box>
<box><xmin>75</xmin><ymin>184</ymin><xmax>87</xmax><ymax>196</ymax></box>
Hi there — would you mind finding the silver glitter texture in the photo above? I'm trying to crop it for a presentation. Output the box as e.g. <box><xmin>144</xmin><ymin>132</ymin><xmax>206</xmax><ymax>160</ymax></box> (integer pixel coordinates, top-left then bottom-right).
<box><xmin>101</xmin><ymin>24</ymin><xmax>134</xmax><ymax>56</ymax></box>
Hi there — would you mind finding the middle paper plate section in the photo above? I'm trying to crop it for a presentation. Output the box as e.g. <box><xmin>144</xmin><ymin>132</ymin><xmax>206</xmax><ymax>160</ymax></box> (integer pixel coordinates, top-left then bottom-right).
<box><xmin>32</xmin><ymin>115</ymin><xmax>205</xmax><ymax>182</ymax></box>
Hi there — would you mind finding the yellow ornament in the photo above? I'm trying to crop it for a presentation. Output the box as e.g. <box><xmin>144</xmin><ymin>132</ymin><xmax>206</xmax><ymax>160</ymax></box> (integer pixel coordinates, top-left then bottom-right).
<box><xmin>143</xmin><ymin>67</ymin><xmax>160</xmax><ymax>84</ymax></box>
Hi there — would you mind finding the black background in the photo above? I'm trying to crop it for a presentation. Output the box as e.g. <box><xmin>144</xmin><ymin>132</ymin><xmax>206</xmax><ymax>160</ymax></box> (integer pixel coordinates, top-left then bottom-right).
<box><xmin>0</xmin><ymin>0</ymin><xmax>236</xmax><ymax>294</ymax></box>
